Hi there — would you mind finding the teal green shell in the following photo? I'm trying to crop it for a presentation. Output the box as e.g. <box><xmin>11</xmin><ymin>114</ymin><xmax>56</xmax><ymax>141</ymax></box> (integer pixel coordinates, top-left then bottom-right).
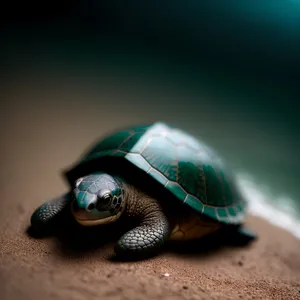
<box><xmin>65</xmin><ymin>122</ymin><xmax>247</xmax><ymax>224</ymax></box>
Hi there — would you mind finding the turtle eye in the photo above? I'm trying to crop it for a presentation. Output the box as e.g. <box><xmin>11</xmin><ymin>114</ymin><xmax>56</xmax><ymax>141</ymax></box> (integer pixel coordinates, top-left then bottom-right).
<box><xmin>96</xmin><ymin>192</ymin><xmax>112</xmax><ymax>210</ymax></box>
<box><xmin>102</xmin><ymin>193</ymin><xmax>112</xmax><ymax>204</ymax></box>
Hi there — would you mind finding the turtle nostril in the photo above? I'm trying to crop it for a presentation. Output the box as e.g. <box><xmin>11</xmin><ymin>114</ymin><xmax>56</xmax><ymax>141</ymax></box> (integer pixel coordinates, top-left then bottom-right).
<box><xmin>87</xmin><ymin>202</ymin><xmax>95</xmax><ymax>211</ymax></box>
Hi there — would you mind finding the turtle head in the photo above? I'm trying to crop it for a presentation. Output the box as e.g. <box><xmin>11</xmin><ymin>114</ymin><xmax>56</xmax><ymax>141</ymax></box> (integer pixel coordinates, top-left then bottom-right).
<box><xmin>71</xmin><ymin>172</ymin><xmax>126</xmax><ymax>226</ymax></box>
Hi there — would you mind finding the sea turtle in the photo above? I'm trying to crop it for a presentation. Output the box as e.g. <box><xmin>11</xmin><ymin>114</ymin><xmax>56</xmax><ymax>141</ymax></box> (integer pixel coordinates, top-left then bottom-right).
<box><xmin>30</xmin><ymin>122</ymin><xmax>257</xmax><ymax>259</ymax></box>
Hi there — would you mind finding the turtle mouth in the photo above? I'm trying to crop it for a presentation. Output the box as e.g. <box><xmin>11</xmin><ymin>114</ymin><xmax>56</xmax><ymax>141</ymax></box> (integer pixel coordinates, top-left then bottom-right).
<box><xmin>71</xmin><ymin>201</ymin><xmax>117</xmax><ymax>226</ymax></box>
<box><xmin>73</xmin><ymin>216</ymin><xmax>117</xmax><ymax>226</ymax></box>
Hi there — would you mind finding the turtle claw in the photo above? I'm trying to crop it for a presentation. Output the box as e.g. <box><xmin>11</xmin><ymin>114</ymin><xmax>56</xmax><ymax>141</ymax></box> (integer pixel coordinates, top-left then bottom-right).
<box><xmin>30</xmin><ymin>193</ymin><xmax>71</xmax><ymax>233</ymax></box>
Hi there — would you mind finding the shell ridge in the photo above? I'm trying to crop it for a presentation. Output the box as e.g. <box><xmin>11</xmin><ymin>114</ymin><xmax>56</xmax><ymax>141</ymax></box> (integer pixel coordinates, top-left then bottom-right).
<box><xmin>66</xmin><ymin>122</ymin><xmax>247</xmax><ymax>224</ymax></box>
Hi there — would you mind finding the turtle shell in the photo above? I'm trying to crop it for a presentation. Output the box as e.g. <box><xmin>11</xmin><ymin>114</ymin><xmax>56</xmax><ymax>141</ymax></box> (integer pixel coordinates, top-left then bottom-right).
<box><xmin>64</xmin><ymin>122</ymin><xmax>247</xmax><ymax>224</ymax></box>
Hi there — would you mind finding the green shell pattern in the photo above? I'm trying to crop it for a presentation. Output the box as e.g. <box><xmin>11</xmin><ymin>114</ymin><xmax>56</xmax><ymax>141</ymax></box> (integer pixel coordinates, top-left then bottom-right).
<box><xmin>67</xmin><ymin>122</ymin><xmax>247</xmax><ymax>224</ymax></box>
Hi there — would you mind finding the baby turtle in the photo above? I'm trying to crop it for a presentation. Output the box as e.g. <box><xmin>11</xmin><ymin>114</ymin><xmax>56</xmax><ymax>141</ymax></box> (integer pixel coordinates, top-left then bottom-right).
<box><xmin>30</xmin><ymin>122</ymin><xmax>257</xmax><ymax>259</ymax></box>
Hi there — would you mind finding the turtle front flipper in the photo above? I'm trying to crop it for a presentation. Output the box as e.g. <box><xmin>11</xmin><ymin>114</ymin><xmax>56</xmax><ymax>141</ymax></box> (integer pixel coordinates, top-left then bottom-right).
<box><xmin>30</xmin><ymin>192</ymin><xmax>71</xmax><ymax>234</ymax></box>
<box><xmin>114</xmin><ymin>195</ymin><xmax>171</xmax><ymax>260</ymax></box>
<box><xmin>115</xmin><ymin>218</ymin><xmax>171</xmax><ymax>260</ymax></box>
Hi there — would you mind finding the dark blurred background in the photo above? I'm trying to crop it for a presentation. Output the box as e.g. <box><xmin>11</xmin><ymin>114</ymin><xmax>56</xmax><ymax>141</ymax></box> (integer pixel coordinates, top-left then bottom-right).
<box><xmin>1</xmin><ymin>1</ymin><xmax>300</xmax><ymax>219</ymax></box>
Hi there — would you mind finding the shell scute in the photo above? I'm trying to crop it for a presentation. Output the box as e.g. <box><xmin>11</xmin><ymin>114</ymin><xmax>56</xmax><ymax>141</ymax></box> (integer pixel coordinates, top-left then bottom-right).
<box><xmin>165</xmin><ymin>181</ymin><xmax>187</xmax><ymax>202</ymax></box>
<box><xmin>88</xmin><ymin>130</ymin><xmax>131</xmax><ymax>154</ymax></box>
<box><xmin>184</xmin><ymin>195</ymin><xmax>203</xmax><ymax>214</ymax></box>
<box><xmin>126</xmin><ymin>153</ymin><xmax>151</xmax><ymax>173</ymax></box>
<box><xmin>203</xmin><ymin>206</ymin><xmax>218</xmax><ymax>220</ymax></box>
<box><xmin>119</xmin><ymin>131</ymin><xmax>145</xmax><ymax>152</ymax></box>
<box><xmin>65</xmin><ymin>122</ymin><xmax>247</xmax><ymax>224</ymax></box>
<box><xmin>141</xmin><ymin>136</ymin><xmax>177</xmax><ymax>182</ymax></box>
<box><xmin>147</xmin><ymin>168</ymin><xmax>168</xmax><ymax>186</ymax></box>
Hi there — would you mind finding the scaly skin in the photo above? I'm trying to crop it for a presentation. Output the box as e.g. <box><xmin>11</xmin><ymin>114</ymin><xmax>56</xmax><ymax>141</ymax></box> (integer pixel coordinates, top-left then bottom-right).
<box><xmin>30</xmin><ymin>193</ymin><xmax>71</xmax><ymax>229</ymax></box>
<box><xmin>30</xmin><ymin>175</ymin><xmax>256</xmax><ymax>260</ymax></box>
<box><xmin>115</xmin><ymin>184</ymin><xmax>172</xmax><ymax>259</ymax></box>
<box><xmin>114</xmin><ymin>183</ymin><xmax>221</xmax><ymax>259</ymax></box>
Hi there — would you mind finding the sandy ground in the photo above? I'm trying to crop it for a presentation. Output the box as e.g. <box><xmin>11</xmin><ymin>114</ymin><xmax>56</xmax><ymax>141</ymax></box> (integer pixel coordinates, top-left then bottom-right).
<box><xmin>1</xmin><ymin>210</ymin><xmax>300</xmax><ymax>300</ymax></box>
<box><xmin>1</xmin><ymin>77</ymin><xmax>300</xmax><ymax>300</ymax></box>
